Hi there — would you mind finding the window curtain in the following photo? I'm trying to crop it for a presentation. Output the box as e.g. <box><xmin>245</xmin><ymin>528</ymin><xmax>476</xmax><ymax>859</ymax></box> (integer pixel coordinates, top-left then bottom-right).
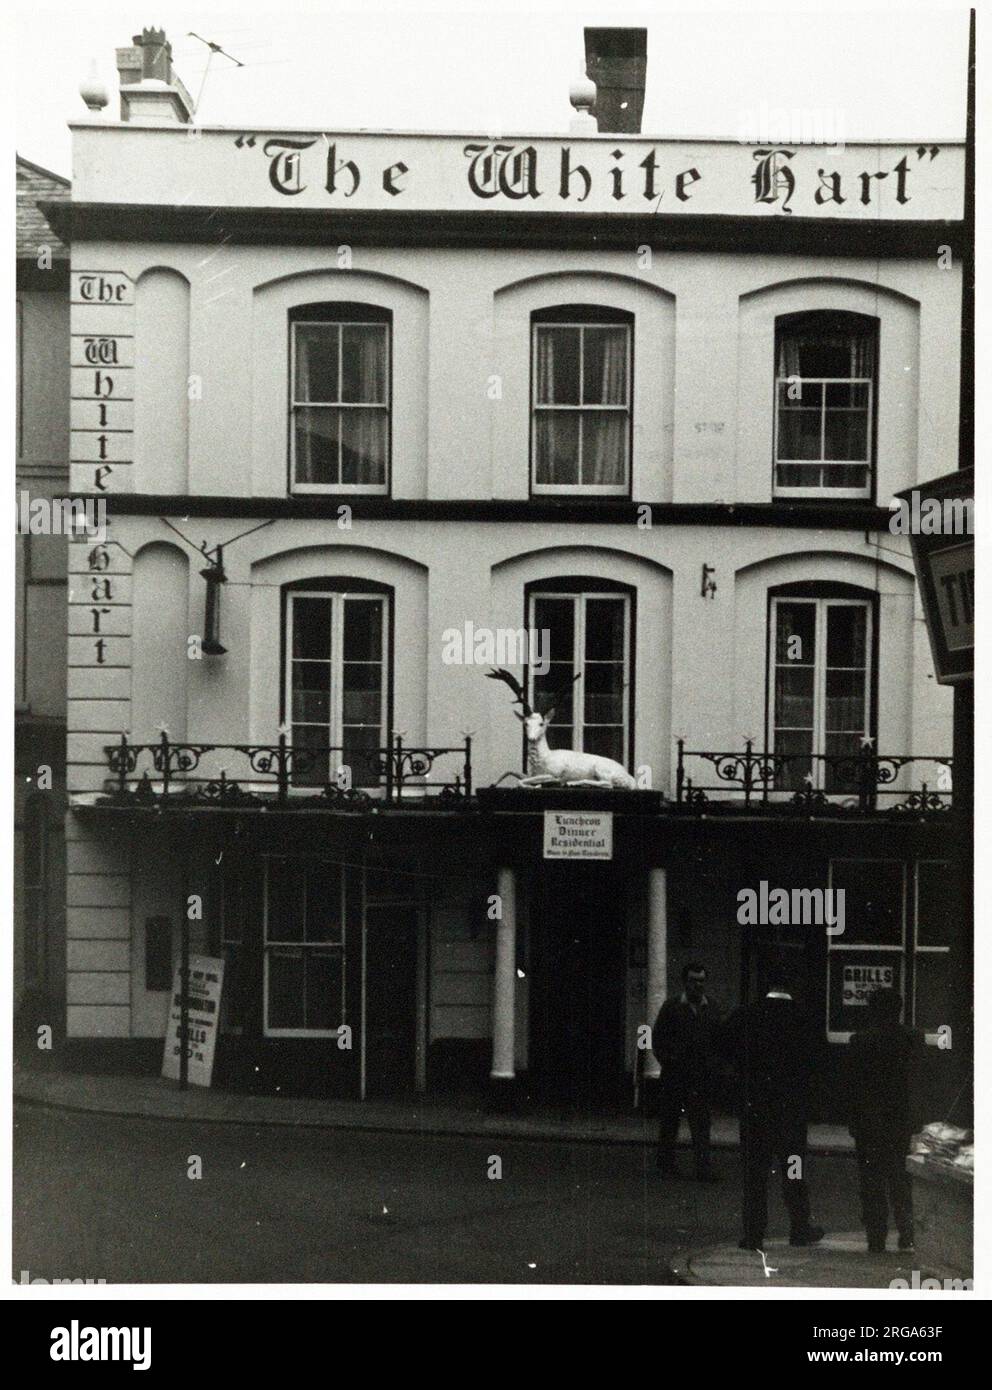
<box><xmin>777</xmin><ymin>323</ymin><xmax>874</xmax><ymax>380</ymax></box>
<box><xmin>585</xmin><ymin>327</ymin><xmax>627</xmax><ymax>484</ymax></box>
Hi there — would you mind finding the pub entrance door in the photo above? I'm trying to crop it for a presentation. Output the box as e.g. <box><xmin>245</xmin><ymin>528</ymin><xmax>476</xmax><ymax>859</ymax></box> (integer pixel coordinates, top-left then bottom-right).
<box><xmin>529</xmin><ymin>861</ymin><xmax>627</xmax><ymax>1110</ymax></box>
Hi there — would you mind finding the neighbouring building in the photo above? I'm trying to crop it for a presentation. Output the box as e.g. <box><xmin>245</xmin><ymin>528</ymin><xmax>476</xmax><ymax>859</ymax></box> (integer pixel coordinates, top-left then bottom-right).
<box><xmin>44</xmin><ymin>27</ymin><xmax>966</xmax><ymax>1111</ymax></box>
<box><xmin>15</xmin><ymin>154</ymin><xmax>71</xmax><ymax>1030</ymax></box>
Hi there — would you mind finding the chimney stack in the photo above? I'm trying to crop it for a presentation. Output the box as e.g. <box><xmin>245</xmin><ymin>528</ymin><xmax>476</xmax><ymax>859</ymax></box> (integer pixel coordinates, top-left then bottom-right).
<box><xmin>115</xmin><ymin>27</ymin><xmax>194</xmax><ymax>123</ymax></box>
<box><xmin>583</xmin><ymin>27</ymin><xmax>647</xmax><ymax>135</ymax></box>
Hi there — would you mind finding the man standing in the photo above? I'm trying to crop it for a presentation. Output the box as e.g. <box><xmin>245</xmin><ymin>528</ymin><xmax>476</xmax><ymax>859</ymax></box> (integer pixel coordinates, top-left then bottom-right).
<box><xmin>723</xmin><ymin>978</ymin><xmax>825</xmax><ymax>1250</ymax></box>
<box><xmin>652</xmin><ymin>963</ymin><xmax>719</xmax><ymax>1181</ymax></box>
<box><xmin>846</xmin><ymin>988</ymin><xmax>926</xmax><ymax>1253</ymax></box>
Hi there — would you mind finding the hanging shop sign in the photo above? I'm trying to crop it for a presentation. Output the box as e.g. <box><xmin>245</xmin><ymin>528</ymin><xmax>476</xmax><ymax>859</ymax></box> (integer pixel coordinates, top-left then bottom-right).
<box><xmin>543</xmin><ymin>810</ymin><xmax>613</xmax><ymax>860</ymax></box>
<box><xmin>894</xmin><ymin>468</ymin><xmax>973</xmax><ymax>685</ymax></box>
<box><xmin>162</xmin><ymin>954</ymin><xmax>225</xmax><ymax>1087</ymax></box>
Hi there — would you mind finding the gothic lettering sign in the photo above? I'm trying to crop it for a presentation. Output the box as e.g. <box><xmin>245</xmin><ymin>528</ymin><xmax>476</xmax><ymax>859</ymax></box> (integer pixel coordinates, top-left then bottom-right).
<box><xmin>70</xmin><ymin>270</ymin><xmax>135</xmax><ymax>496</ymax></box>
<box><xmin>71</xmin><ymin>126</ymin><xmax>964</xmax><ymax>221</ymax></box>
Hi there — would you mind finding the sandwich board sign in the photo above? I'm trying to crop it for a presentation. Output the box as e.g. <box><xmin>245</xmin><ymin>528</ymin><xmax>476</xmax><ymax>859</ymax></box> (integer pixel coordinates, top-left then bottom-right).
<box><xmin>162</xmin><ymin>954</ymin><xmax>225</xmax><ymax>1087</ymax></box>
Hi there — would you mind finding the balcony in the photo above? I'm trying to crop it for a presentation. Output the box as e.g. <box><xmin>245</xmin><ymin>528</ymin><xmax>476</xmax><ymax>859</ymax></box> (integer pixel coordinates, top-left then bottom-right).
<box><xmin>99</xmin><ymin>732</ymin><xmax>473</xmax><ymax>810</ymax></box>
<box><xmin>675</xmin><ymin>739</ymin><xmax>953</xmax><ymax>816</ymax></box>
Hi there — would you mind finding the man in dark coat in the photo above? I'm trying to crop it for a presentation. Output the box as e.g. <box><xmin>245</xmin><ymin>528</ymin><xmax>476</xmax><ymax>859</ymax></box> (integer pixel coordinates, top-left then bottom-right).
<box><xmin>652</xmin><ymin>963</ymin><xmax>720</xmax><ymax>1181</ymax></box>
<box><xmin>722</xmin><ymin>979</ymin><xmax>825</xmax><ymax>1250</ymax></box>
<box><xmin>846</xmin><ymin>987</ymin><xmax>926</xmax><ymax>1253</ymax></box>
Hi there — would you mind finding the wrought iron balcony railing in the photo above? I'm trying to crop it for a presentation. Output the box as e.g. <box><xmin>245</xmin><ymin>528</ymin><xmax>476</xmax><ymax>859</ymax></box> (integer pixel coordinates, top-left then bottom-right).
<box><xmin>675</xmin><ymin>739</ymin><xmax>953</xmax><ymax>815</ymax></box>
<box><xmin>102</xmin><ymin>731</ymin><xmax>473</xmax><ymax>809</ymax></box>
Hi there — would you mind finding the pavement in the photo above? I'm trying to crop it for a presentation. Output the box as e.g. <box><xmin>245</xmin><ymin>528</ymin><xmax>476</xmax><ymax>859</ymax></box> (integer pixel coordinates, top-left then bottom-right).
<box><xmin>13</xmin><ymin>1061</ymin><xmax>855</xmax><ymax>1152</ymax></box>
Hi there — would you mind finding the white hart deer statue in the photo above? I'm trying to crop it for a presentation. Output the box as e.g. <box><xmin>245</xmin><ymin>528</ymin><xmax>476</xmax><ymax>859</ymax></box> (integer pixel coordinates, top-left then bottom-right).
<box><xmin>487</xmin><ymin>667</ymin><xmax>636</xmax><ymax>790</ymax></box>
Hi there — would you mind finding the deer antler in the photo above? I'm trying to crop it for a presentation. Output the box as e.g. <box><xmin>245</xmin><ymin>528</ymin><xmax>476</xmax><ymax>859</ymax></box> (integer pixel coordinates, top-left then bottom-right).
<box><xmin>486</xmin><ymin>667</ymin><xmax>533</xmax><ymax>717</ymax></box>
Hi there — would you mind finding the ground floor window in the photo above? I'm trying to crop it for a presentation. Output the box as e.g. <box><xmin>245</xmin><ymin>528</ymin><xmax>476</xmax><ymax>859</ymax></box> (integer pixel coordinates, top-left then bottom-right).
<box><xmin>826</xmin><ymin>857</ymin><xmax>952</xmax><ymax>1042</ymax></box>
<box><xmin>263</xmin><ymin>856</ymin><xmax>347</xmax><ymax>1036</ymax></box>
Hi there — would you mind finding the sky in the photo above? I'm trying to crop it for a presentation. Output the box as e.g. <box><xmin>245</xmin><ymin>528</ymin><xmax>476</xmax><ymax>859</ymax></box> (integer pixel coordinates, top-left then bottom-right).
<box><xmin>12</xmin><ymin>1</ymin><xmax>972</xmax><ymax>181</ymax></box>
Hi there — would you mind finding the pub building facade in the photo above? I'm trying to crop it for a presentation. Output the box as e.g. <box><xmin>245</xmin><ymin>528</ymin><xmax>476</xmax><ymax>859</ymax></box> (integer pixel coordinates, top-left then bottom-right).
<box><xmin>50</xmin><ymin>28</ymin><xmax>966</xmax><ymax>1110</ymax></box>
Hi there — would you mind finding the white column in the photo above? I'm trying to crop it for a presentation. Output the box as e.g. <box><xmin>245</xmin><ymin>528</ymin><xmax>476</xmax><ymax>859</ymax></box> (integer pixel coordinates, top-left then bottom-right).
<box><xmin>490</xmin><ymin>867</ymin><xmax>516</xmax><ymax>1080</ymax></box>
<box><xmin>644</xmin><ymin>867</ymin><xmax>668</xmax><ymax>1079</ymax></box>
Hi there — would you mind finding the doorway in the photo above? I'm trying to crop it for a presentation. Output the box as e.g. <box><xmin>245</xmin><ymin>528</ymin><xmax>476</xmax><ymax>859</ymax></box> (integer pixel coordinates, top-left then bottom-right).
<box><xmin>364</xmin><ymin>904</ymin><xmax>419</xmax><ymax>1096</ymax></box>
<box><xmin>528</xmin><ymin>862</ymin><xmax>627</xmax><ymax>1110</ymax></box>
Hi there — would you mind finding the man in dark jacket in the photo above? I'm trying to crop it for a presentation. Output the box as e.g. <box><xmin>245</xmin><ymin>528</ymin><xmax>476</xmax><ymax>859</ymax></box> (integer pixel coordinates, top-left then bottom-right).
<box><xmin>722</xmin><ymin>980</ymin><xmax>825</xmax><ymax>1251</ymax></box>
<box><xmin>652</xmin><ymin>963</ymin><xmax>720</xmax><ymax>1181</ymax></box>
<box><xmin>846</xmin><ymin>988</ymin><xmax>926</xmax><ymax>1253</ymax></box>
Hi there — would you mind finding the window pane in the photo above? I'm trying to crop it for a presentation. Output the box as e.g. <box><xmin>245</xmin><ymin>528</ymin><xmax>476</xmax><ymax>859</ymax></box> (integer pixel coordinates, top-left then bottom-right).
<box><xmin>777</xmin><ymin>406</ymin><xmax>822</xmax><ymax>461</ymax></box>
<box><xmin>343</xmin><ymin>598</ymin><xmax>383</xmax><ymax>661</ymax></box>
<box><xmin>913</xmin><ymin>952</ymin><xmax>950</xmax><ymax>1032</ymax></box>
<box><xmin>585</xmin><ymin>598</ymin><xmax>625</xmax><ymax>661</ymax></box>
<box><xmin>291</xmin><ymin>664</ymin><xmax>331</xmax><ymax>724</ymax></box>
<box><xmin>305</xmin><ymin>863</ymin><xmax>343</xmax><ymax>942</ymax></box>
<box><xmin>917</xmin><ymin>861</ymin><xmax>954</xmax><ymax>947</ymax></box>
<box><xmin>775</xmin><ymin>666</ymin><xmax>815</xmax><ymax>730</ymax></box>
<box><xmin>295</xmin><ymin>325</ymin><xmax>338</xmax><ymax>403</ymax></box>
<box><xmin>294</xmin><ymin>408</ymin><xmax>340</xmax><ymax>484</ymax></box>
<box><xmin>266</xmin><ymin>858</ymin><xmax>304</xmax><ymax>941</ymax></box>
<box><xmin>533</xmin><ymin>598</ymin><xmax>574</xmax><ymax>663</ymax></box>
<box><xmin>830</xmin><ymin>860</ymin><xmax>903</xmax><ymax>945</ymax></box>
<box><xmin>580</xmin><ymin>412</ymin><xmax>626</xmax><ymax>485</ymax></box>
<box><xmin>825</xmin><ymin>381</ymin><xmax>869</xmax><ymax>408</ymax></box>
<box><xmin>584</xmin><ymin>725</ymin><xmax>624</xmax><ymax>763</ymax></box>
<box><xmin>774</xmin><ymin>727</ymin><xmax>813</xmax><ymax>790</ymax></box>
<box><xmin>823</xmin><ymin>463</ymin><xmax>870</xmax><ymax>491</ymax></box>
<box><xmin>827</xmin><ymin>605</ymin><xmax>867</xmax><ymax>668</ymax></box>
<box><xmin>340</xmin><ymin>409</ymin><xmax>387</xmax><ymax>485</ymax></box>
<box><xmin>825</xmin><ymin>671</ymin><xmax>866</xmax><ymax>733</ymax></box>
<box><xmin>292</xmin><ymin>597</ymin><xmax>331</xmax><ymax>659</ymax></box>
<box><xmin>268</xmin><ymin>948</ymin><xmax>304</xmax><ymax>1029</ymax></box>
<box><xmin>535</xmin><ymin>326</ymin><xmax>580</xmax><ymax>405</ymax></box>
<box><xmin>776</xmin><ymin>602</ymin><xmax>815</xmax><ymax>664</ymax></box>
<box><xmin>534</xmin><ymin>413</ymin><xmax>580</xmax><ymax>485</ymax></box>
<box><xmin>582</xmin><ymin>326</ymin><xmax>628</xmax><ymax>405</ymax></box>
<box><xmin>534</xmin><ymin>664</ymin><xmax>575</xmax><ymax>723</ymax></box>
<box><xmin>824</xmin><ymin>407</ymin><xmax>869</xmax><ymax>461</ymax></box>
<box><xmin>291</xmin><ymin>723</ymin><xmax>329</xmax><ymax>788</ymax></box>
<box><xmin>342</xmin><ymin>670</ymin><xmax>382</xmax><ymax>724</ymax></box>
<box><xmin>306</xmin><ymin>950</ymin><xmax>344</xmax><ymax>1031</ymax></box>
<box><xmin>341</xmin><ymin>324</ymin><xmax>387</xmax><ymax>403</ymax></box>
<box><xmin>584</xmin><ymin>663</ymin><xmax>624</xmax><ymax>725</ymax></box>
<box><xmin>824</xmin><ymin>731</ymin><xmax>867</xmax><ymax>792</ymax></box>
<box><xmin>343</xmin><ymin>724</ymin><xmax>382</xmax><ymax>787</ymax></box>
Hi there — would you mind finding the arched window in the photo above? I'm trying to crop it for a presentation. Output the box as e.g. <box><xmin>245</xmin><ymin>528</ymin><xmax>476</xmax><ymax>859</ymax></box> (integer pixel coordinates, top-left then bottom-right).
<box><xmin>525</xmin><ymin>578</ymin><xmax>635</xmax><ymax>767</ymax></box>
<box><xmin>289</xmin><ymin>303</ymin><xmax>391</xmax><ymax>494</ymax></box>
<box><xmin>282</xmin><ymin>579</ymin><xmax>393</xmax><ymax>789</ymax></box>
<box><xmin>774</xmin><ymin>310</ymin><xmax>878</xmax><ymax>499</ymax></box>
<box><xmin>767</xmin><ymin>582</ymin><xmax>878</xmax><ymax>792</ymax></box>
<box><xmin>531</xmin><ymin>306</ymin><xmax>632</xmax><ymax>496</ymax></box>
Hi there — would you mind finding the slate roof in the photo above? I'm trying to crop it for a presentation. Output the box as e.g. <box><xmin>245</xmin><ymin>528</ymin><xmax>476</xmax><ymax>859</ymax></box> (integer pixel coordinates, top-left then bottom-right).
<box><xmin>17</xmin><ymin>155</ymin><xmax>71</xmax><ymax>260</ymax></box>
